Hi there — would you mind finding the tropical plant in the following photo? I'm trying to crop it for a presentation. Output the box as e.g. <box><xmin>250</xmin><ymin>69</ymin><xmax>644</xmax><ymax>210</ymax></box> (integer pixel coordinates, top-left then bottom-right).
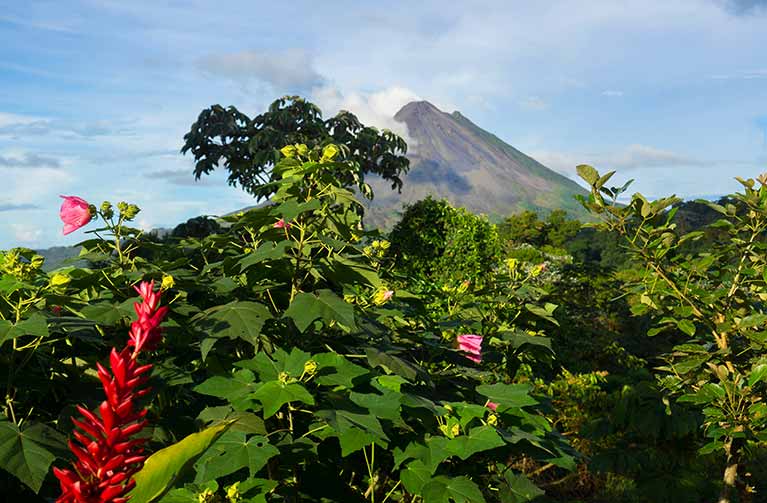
<box><xmin>577</xmin><ymin>164</ymin><xmax>767</xmax><ymax>503</ymax></box>
<box><xmin>181</xmin><ymin>95</ymin><xmax>410</xmax><ymax>200</ymax></box>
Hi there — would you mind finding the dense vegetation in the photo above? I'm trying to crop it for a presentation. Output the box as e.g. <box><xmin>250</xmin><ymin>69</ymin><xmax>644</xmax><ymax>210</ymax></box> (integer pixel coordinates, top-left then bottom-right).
<box><xmin>1</xmin><ymin>97</ymin><xmax>765</xmax><ymax>503</ymax></box>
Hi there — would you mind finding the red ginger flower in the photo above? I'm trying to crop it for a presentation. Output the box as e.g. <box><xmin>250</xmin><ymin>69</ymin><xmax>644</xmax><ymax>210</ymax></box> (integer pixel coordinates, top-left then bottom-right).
<box><xmin>53</xmin><ymin>281</ymin><xmax>168</xmax><ymax>503</ymax></box>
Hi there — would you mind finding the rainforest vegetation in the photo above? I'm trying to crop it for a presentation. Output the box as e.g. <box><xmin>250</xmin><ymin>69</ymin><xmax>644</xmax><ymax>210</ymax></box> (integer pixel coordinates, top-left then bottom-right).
<box><xmin>1</xmin><ymin>97</ymin><xmax>766</xmax><ymax>503</ymax></box>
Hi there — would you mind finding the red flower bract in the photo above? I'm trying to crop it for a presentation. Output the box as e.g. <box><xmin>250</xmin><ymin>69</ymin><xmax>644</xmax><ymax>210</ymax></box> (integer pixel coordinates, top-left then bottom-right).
<box><xmin>53</xmin><ymin>281</ymin><xmax>168</xmax><ymax>503</ymax></box>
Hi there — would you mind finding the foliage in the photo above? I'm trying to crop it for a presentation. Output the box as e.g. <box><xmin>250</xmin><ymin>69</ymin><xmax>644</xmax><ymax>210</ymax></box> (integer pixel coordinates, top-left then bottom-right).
<box><xmin>181</xmin><ymin>95</ymin><xmax>410</xmax><ymax>199</ymax></box>
<box><xmin>498</xmin><ymin>210</ymin><xmax>580</xmax><ymax>250</ymax></box>
<box><xmin>387</xmin><ymin>197</ymin><xmax>502</xmax><ymax>285</ymax></box>
<box><xmin>5</xmin><ymin>94</ymin><xmax>766</xmax><ymax>503</ymax></box>
<box><xmin>0</xmin><ymin>141</ymin><xmax>574</xmax><ymax>503</ymax></box>
<box><xmin>578</xmin><ymin>165</ymin><xmax>767</xmax><ymax>502</ymax></box>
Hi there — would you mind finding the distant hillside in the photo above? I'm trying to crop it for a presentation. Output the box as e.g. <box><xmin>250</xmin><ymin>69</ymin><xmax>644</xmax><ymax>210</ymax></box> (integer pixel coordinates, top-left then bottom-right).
<box><xmin>362</xmin><ymin>101</ymin><xmax>589</xmax><ymax>228</ymax></box>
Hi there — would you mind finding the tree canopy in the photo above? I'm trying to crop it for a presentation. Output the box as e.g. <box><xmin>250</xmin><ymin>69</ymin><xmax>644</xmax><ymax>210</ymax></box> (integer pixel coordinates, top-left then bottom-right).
<box><xmin>181</xmin><ymin>95</ymin><xmax>410</xmax><ymax>199</ymax></box>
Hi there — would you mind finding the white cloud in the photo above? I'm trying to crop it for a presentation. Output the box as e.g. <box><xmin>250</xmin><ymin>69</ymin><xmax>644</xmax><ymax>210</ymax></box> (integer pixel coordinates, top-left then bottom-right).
<box><xmin>312</xmin><ymin>85</ymin><xmax>422</xmax><ymax>146</ymax></box>
<box><xmin>197</xmin><ymin>48</ymin><xmax>325</xmax><ymax>91</ymax></box>
<box><xmin>10</xmin><ymin>223</ymin><xmax>43</xmax><ymax>244</ymax></box>
<box><xmin>532</xmin><ymin>144</ymin><xmax>708</xmax><ymax>178</ymax></box>
<box><xmin>602</xmin><ymin>90</ymin><xmax>624</xmax><ymax>97</ymax></box>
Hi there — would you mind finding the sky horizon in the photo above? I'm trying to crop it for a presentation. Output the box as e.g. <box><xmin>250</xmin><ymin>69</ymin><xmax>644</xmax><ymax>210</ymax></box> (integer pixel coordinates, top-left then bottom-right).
<box><xmin>1</xmin><ymin>0</ymin><xmax>766</xmax><ymax>249</ymax></box>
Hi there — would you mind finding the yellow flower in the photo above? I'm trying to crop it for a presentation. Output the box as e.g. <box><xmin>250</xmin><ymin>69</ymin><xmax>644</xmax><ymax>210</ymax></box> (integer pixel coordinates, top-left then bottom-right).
<box><xmin>226</xmin><ymin>482</ymin><xmax>241</xmax><ymax>503</ymax></box>
<box><xmin>161</xmin><ymin>274</ymin><xmax>175</xmax><ymax>290</ymax></box>
<box><xmin>303</xmin><ymin>360</ymin><xmax>319</xmax><ymax>376</ymax></box>
<box><xmin>372</xmin><ymin>288</ymin><xmax>394</xmax><ymax>305</ymax></box>
<box><xmin>198</xmin><ymin>488</ymin><xmax>217</xmax><ymax>503</ymax></box>
<box><xmin>321</xmin><ymin>144</ymin><xmax>339</xmax><ymax>161</ymax></box>
<box><xmin>280</xmin><ymin>145</ymin><xmax>297</xmax><ymax>158</ymax></box>
<box><xmin>50</xmin><ymin>272</ymin><xmax>71</xmax><ymax>288</ymax></box>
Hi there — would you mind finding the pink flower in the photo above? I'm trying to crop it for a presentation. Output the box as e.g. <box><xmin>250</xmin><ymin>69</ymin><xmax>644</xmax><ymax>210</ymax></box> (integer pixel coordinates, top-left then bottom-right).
<box><xmin>273</xmin><ymin>218</ymin><xmax>291</xmax><ymax>230</ymax></box>
<box><xmin>457</xmin><ymin>334</ymin><xmax>483</xmax><ymax>363</ymax></box>
<box><xmin>486</xmin><ymin>401</ymin><xmax>498</xmax><ymax>411</ymax></box>
<box><xmin>59</xmin><ymin>196</ymin><xmax>92</xmax><ymax>235</ymax></box>
<box><xmin>382</xmin><ymin>290</ymin><xmax>394</xmax><ymax>302</ymax></box>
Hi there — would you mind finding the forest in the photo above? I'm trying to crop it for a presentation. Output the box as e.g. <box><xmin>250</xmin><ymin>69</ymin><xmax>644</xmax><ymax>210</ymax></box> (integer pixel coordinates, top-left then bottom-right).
<box><xmin>1</xmin><ymin>97</ymin><xmax>765</xmax><ymax>503</ymax></box>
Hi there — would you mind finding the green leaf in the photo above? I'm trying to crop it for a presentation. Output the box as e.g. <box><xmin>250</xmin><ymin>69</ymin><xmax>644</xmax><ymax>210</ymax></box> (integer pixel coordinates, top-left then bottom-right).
<box><xmin>317</xmin><ymin>408</ymin><xmax>389</xmax><ymax>456</ymax></box>
<box><xmin>0</xmin><ymin>313</ymin><xmax>49</xmax><ymax>347</ymax></box>
<box><xmin>238</xmin><ymin>241</ymin><xmax>295</xmax><ymax>270</ymax></box>
<box><xmin>193</xmin><ymin>431</ymin><xmax>279</xmax><ymax>482</ymax></box>
<box><xmin>524</xmin><ymin>303</ymin><xmax>559</xmax><ymax>326</ymax></box>
<box><xmin>679</xmin><ymin>383</ymin><xmax>725</xmax><ymax>405</ymax></box>
<box><xmin>325</xmin><ymin>255</ymin><xmax>383</xmax><ymax>288</ymax></box>
<box><xmin>0</xmin><ymin>420</ymin><xmax>62</xmax><ymax>493</ymax></box>
<box><xmin>350</xmin><ymin>390</ymin><xmax>402</xmax><ymax>420</ymax></box>
<box><xmin>444</xmin><ymin>426</ymin><xmax>505</xmax><ymax>460</ymax></box>
<box><xmin>129</xmin><ymin>421</ymin><xmax>233</xmax><ymax>503</ymax></box>
<box><xmin>475</xmin><ymin>383</ymin><xmax>538</xmax><ymax>410</ymax></box>
<box><xmin>81</xmin><ymin>302</ymin><xmax>125</xmax><ymax>325</ymax></box>
<box><xmin>676</xmin><ymin>319</ymin><xmax>696</xmax><ymax>336</ymax></box>
<box><xmin>283</xmin><ymin>289</ymin><xmax>356</xmax><ymax>332</ymax></box>
<box><xmin>421</xmin><ymin>475</ymin><xmax>486</xmax><ymax>503</ymax></box>
<box><xmin>313</xmin><ymin>352</ymin><xmax>369</xmax><ymax>388</ymax></box>
<box><xmin>236</xmin><ymin>347</ymin><xmax>312</xmax><ymax>381</ymax></box>
<box><xmin>366</xmin><ymin>347</ymin><xmax>424</xmax><ymax>382</ymax></box>
<box><xmin>672</xmin><ymin>354</ymin><xmax>709</xmax><ymax>374</ymax></box>
<box><xmin>194</xmin><ymin>301</ymin><xmax>272</xmax><ymax>359</ymax></box>
<box><xmin>576</xmin><ymin>164</ymin><xmax>600</xmax><ymax>186</ymax></box>
<box><xmin>251</xmin><ymin>381</ymin><xmax>314</xmax><ymax>418</ymax></box>
<box><xmin>503</xmin><ymin>472</ymin><xmax>544</xmax><ymax>502</ymax></box>
<box><xmin>699</xmin><ymin>440</ymin><xmax>723</xmax><ymax>455</ymax></box>
<box><xmin>197</xmin><ymin>407</ymin><xmax>267</xmax><ymax>435</ymax></box>
<box><xmin>194</xmin><ymin>369</ymin><xmax>258</xmax><ymax>404</ymax></box>
<box><xmin>740</xmin><ymin>314</ymin><xmax>767</xmax><ymax>330</ymax></box>
<box><xmin>749</xmin><ymin>362</ymin><xmax>767</xmax><ymax>387</ymax></box>
<box><xmin>400</xmin><ymin>460</ymin><xmax>433</xmax><ymax>494</ymax></box>
<box><xmin>0</xmin><ymin>274</ymin><xmax>23</xmax><ymax>294</ymax></box>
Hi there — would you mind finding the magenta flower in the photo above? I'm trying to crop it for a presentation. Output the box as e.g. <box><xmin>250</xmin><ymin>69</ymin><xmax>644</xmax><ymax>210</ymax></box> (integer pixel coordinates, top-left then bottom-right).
<box><xmin>59</xmin><ymin>196</ymin><xmax>92</xmax><ymax>235</ymax></box>
<box><xmin>457</xmin><ymin>334</ymin><xmax>483</xmax><ymax>363</ymax></box>
<box><xmin>273</xmin><ymin>218</ymin><xmax>291</xmax><ymax>230</ymax></box>
<box><xmin>486</xmin><ymin>401</ymin><xmax>498</xmax><ymax>411</ymax></box>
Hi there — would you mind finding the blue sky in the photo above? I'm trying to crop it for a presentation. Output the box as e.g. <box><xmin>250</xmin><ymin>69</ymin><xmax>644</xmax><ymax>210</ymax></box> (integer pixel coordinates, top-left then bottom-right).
<box><xmin>1</xmin><ymin>0</ymin><xmax>766</xmax><ymax>248</ymax></box>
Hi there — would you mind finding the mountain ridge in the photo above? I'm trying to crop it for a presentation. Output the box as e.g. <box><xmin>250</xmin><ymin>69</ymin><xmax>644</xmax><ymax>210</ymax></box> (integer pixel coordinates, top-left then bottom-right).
<box><xmin>363</xmin><ymin>100</ymin><xmax>589</xmax><ymax>228</ymax></box>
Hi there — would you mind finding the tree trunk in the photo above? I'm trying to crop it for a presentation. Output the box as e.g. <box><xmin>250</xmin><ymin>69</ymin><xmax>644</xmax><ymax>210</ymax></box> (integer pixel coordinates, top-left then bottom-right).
<box><xmin>718</xmin><ymin>439</ymin><xmax>739</xmax><ymax>503</ymax></box>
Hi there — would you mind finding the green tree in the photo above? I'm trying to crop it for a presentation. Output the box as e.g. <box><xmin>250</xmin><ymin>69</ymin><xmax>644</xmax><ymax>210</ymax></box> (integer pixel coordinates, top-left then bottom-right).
<box><xmin>578</xmin><ymin>165</ymin><xmax>767</xmax><ymax>503</ymax></box>
<box><xmin>181</xmin><ymin>95</ymin><xmax>410</xmax><ymax>199</ymax></box>
<box><xmin>387</xmin><ymin>197</ymin><xmax>501</xmax><ymax>284</ymax></box>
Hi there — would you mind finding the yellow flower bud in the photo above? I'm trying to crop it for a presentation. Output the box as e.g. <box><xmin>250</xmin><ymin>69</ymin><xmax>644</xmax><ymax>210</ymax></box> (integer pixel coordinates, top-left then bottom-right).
<box><xmin>161</xmin><ymin>274</ymin><xmax>175</xmax><ymax>291</ymax></box>
<box><xmin>303</xmin><ymin>360</ymin><xmax>319</xmax><ymax>376</ymax></box>
<box><xmin>280</xmin><ymin>145</ymin><xmax>297</xmax><ymax>158</ymax></box>
<box><xmin>198</xmin><ymin>488</ymin><xmax>216</xmax><ymax>503</ymax></box>
<box><xmin>321</xmin><ymin>144</ymin><xmax>339</xmax><ymax>161</ymax></box>
<box><xmin>226</xmin><ymin>482</ymin><xmax>241</xmax><ymax>503</ymax></box>
<box><xmin>50</xmin><ymin>272</ymin><xmax>71</xmax><ymax>288</ymax></box>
